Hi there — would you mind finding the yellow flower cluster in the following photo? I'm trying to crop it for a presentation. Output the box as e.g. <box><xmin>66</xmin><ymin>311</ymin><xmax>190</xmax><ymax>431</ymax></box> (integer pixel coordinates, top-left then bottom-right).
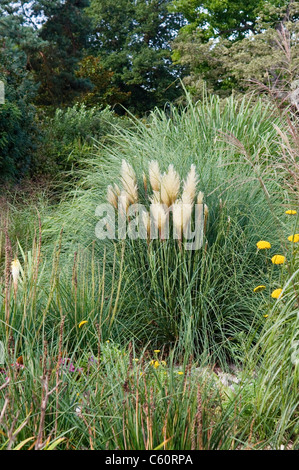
<box><xmin>271</xmin><ymin>288</ymin><xmax>283</xmax><ymax>299</ymax></box>
<box><xmin>256</xmin><ymin>240</ymin><xmax>271</xmax><ymax>250</ymax></box>
<box><xmin>253</xmin><ymin>207</ymin><xmax>296</xmax><ymax>314</ymax></box>
<box><xmin>285</xmin><ymin>210</ymin><xmax>297</xmax><ymax>215</ymax></box>
<box><xmin>288</xmin><ymin>234</ymin><xmax>299</xmax><ymax>243</ymax></box>
<box><xmin>253</xmin><ymin>285</ymin><xmax>266</xmax><ymax>293</ymax></box>
<box><xmin>271</xmin><ymin>255</ymin><xmax>286</xmax><ymax>265</ymax></box>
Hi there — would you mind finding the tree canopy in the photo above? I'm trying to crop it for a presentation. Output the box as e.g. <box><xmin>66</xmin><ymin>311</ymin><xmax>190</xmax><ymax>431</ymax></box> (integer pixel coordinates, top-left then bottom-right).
<box><xmin>86</xmin><ymin>0</ymin><xmax>184</xmax><ymax>113</ymax></box>
<box><xmin>171</xmin><ymin>0</ymin><xmax>299</xmax><ymax>97</ymax></box>
<box><xmin>0</xmin><ymin>0</ymin><xmax>298</xmax><ymax>180</ymax></box>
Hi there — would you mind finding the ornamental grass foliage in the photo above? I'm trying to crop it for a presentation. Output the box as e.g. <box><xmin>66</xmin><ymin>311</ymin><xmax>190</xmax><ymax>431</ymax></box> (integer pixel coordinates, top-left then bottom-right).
<box><xmin>104</xmin><ymin>160</ymin><xmax>210</xmax><ymax>354</ymax></box>
<box><xmin>0</xmin><ymin>94</ymin><xmax>298</xmax><ymax>450</ymax></box>
<box><xmin>35</xmin><ymin>94</ymin><xmax>289</xmax><ymax>364</ymax></box>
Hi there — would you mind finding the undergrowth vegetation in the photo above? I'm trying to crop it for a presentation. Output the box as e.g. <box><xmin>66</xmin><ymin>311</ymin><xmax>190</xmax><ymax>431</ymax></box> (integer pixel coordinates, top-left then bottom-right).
<box><xmin>0</xmin><ymin>94</ymin><xmax>298</xmax><ymax>450</ymax></box>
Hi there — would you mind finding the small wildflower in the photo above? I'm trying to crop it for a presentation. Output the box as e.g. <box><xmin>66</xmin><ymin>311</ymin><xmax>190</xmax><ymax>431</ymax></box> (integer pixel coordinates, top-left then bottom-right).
<box><xmin>253</xmin><ymin>285</ymin><xmax>266</xmax><ymax>293</ymax></box>
<box><xmin>271</xmin><ymin>255</ymin><xmax>286</xmax><ymax>265</ymax></box>
<box><xmin>153</xmin><ymin>361</ymin><xmax>160</xmax><ymax>369</ymax></box>
<box><xmin>177</xmin><ymin>371</ymin><xmax>184</xmax><ymax>375</ymax></box>
<box><xmin>78</xmin><ymin>320</ymin><xmax>88</xmax><ymax>328</ymax></box>
<box><xmin>154</xmin><ymin>350</ymin><xmax>161</xmax><ymax>353</ymax></box>
<box><xmin>161</xmin><ymin>361</ymin><xmax>167</xmax><ymax>366</ymax></box>
<box><xmin>11</xmin><ymin>258</ymin><xmax>21</xmax><ymax>291</ymax></box>
<box><xmin>288</xmin><ymin>234</ymin><xmax>299</xmax><ymax>243</ymax></box>
<box><xmin>285</xmin><ymin>210</ymin><xmax>297</xmax><ymax>215</ymax></box>
<box><xmin>256</xmin><ymin>240</ymin><xmax>271</xmax><ymax>250</ymax></box>
<box><xmin>264</xmin><ymin>314</ymin><xmax>268</xmax><ymax>318</ymax></box>
<box><xmin>106</xmin><ymin>340</ymin><xmax>110</xmax><ymax>343</ymax></box>
<box><xmin>271</xmin><ymin>288</ymin><xmax>283</xmax><ymax>299</ymax></box>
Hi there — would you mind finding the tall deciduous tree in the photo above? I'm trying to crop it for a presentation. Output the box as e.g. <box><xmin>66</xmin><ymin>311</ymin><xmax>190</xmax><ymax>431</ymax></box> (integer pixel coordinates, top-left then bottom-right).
<box><xmin>87</xmin><ymin>0</ymin><xmax>184</xmax><ymax>113</ymax></box>
<box><xmin>171</xmin><ymin>0</ymin><xmax>299</xmax><ymax>98</ymax></box>
<box><xmin>76</xmin><ymin>56</ymin><xmax>130</xmax><ymax>108</ymax></box>
<box><xmin>170</xmin><ymin>0</ymin><xmax>263</xmax><ymax>41</ymax></box>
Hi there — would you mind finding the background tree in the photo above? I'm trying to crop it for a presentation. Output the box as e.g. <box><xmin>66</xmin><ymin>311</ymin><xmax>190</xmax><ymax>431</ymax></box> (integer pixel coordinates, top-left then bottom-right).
<box><xmin>76</xmin><ymin>56</ymin><xmax>130</xmax><ymax>109</ymax></box>
<box><xmin>30</xmin><ymin>0</ymin><xmax>93</xmax><ymax>107</ymax></box>
<box><xmin>170</xmin><ymin>0</ymin><xmax>263</xmax><ymax>41</ymax></box>
<box><xmin>171</xmin><ymin>0</ymin><xmax>299</xmax><ymax>98</ymax></box>
<box><xmin>0</xmin><ymin>1</ymin><xmax>41</xmax><ymax>180</ymax></box>
<box><xmin>87</xmin><ymin>0</ymin><xmax>185</xmax><ymax>114</ymax></box>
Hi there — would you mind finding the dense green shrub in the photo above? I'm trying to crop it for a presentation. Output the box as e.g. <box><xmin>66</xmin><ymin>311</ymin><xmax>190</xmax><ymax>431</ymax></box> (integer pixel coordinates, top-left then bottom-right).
<box><xmin>0</xmin><ymin>76</ymin><xmax>38</xmax><ymax>182</ymax></box>
<box><xmin>33</xmin><ymin>104</ymin><xmax>132</xmax><ymax>176</ymax></box>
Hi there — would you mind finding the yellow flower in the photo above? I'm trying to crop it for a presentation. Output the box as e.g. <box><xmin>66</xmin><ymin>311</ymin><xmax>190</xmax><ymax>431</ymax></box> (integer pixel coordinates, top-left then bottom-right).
<box><xmin>253</xmin><ymin>285</ymin><xmax>266</xmax><ymax>293</ymax></box>
<box><xmin>177</xmin><ymin>371</ymin><xmax>184</xmax><ymax>375</ymax></box>
<box><xmin>271</xmin><ymin>288</ymin><xmax>283</xmax><ymax>299</ymax></box>
<box><xmin>256</xmin><ymin>240</ymin><xmax>271</xmax><ymax>250</ymax></box>
<box><xmin>154</xmin><ymin>349</ymin><xmax>161</xmax><ymax>353</ymax></box>
<box><xmin>288</xmin><ymin>234</ymin><xmax>299</xmax><ymax>243</ymax></box>
<box><xmin>285</xmin><ymin>210</ymin><xmax>297</xmax><ymax>215</ymax></box>
<box><xmin>264</xmin><ymin>315</ymin><xmax>268</xmax><ymax>318</ymax></box>
<box><xmin>78</xmin><ymin>320</ymin><xmax>88</xmax><ymax>328</ymax></box>
<box><xmin>154</xmin><ymin>361</ymin><xmax>160</xmax><ymax>369</ymax></box>
<box><xmin>161</xmin><ymin>361</ymin><xmax>167</xmax><ymax>366</ymax></box>
<box><xmin>271</xmin><ymin>255</ymin><xmax>286</xmax><ymax>265</ymax></box>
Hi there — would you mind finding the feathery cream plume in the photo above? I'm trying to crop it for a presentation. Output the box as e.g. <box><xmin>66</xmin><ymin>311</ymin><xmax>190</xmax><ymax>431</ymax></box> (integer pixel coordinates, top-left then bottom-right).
<box><xmin>151</xmin><ymin>203</ymin><xmax>167</xmax><ymax>232</ymax></box>
<box><xmin>113</xmin><ymin>184</ymin><xmax>121</xmax><ymax>196</ymax></box>
<box><xmin>11</xmin><ymin>258</ymin><xmax>21</xmax><ymax>292</ymax></box>
<box><xmin>121</xmin><ymin>160</ymin><xmax>138</xmax><ymax>203</ymax></box>
<box><xmin>149</xmin><ymin>190</ymin><xmax>161</xmax><ymax>204</ymax></box>
<box><xmin>107</xmin><ymin>185</ymin><xmax>118</xmax><ymax>209</ymax></box>
<box><xmin>204</xmin><ymin>204</ymin><xmax>209</xmax><ymax>232</ymax></box>
<box><xmin>142</xmin><ymin>210</ymin><xmax>151</xmax><ymax>237</ymax></box>
<box><xmin>160</xmin><ymin>164</ymin><xmax>180</xmax><ymax>207</ymax></box>
<box><xmin>149</xmin><ymin>161</ymin><xmax>161</xmax><ymax>192</ymax></box>
<box><xmin>119</xmin><ymin>190</ymin><xmax>130</xmax><ymax>215</ymax></box>
<box><xmin>197</xmin><ymin>191</ymin><xmax>204</xmax><ymax>205</ymax></box>
<box><xmin>182</xmin><ymin>164</ymin><xmax>197</xmax><ymax>205</ymax></box>
<box><xmin>172</xmin><ymin>201</ymin><xmax>192</xmax><ymax>237</ymax></box>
